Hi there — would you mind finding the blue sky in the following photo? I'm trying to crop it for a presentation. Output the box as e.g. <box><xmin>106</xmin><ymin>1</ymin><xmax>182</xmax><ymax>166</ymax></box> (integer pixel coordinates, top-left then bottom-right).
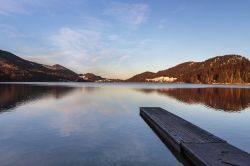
<box><xmin>0</xmin><ymin>0</ymin><xmax>249</xmax><ymax>79</ymax></box>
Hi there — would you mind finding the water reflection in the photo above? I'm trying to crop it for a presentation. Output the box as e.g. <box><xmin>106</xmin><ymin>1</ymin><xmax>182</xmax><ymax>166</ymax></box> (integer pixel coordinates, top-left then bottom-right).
<box><xmin>138</xmin><ymin>88</ymin><xmax>250</xmax><ymax>112</ymax></box>
<box><xmin>0</xmin><ymin>84</ymin><xmax>77</xmax><ymax>112</ymax></box>
<box><xmin>0</xmin><ymin>83</ymin><xmax>249</xmax><ymax>166</ymax></box>
<box><xmin>0</xmin><ymin>83</ymin><xmax>181</xmax><ymax>166</ymax></box>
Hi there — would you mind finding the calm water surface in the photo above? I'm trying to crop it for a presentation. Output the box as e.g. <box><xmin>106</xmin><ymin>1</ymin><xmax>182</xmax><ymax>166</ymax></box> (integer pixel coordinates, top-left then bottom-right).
<box><xmin>0</xmin><ymin>83</ymin><xmax>249</xmax><ymax>166</ymax></box>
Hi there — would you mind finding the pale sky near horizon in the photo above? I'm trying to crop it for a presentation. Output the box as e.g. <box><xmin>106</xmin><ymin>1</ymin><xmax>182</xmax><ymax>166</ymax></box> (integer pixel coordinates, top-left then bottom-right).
<box><xmin>0</xmin><ymin>0</ymin><xmax>250</xmax><ymax>79</ymax></box>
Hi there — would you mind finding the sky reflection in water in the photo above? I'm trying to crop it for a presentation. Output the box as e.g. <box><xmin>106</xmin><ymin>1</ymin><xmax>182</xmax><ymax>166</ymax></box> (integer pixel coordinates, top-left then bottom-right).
<box><xmin>0</xmin><ymin>83</ymin><xmax>249</xmax><ymax>166</ymax></box>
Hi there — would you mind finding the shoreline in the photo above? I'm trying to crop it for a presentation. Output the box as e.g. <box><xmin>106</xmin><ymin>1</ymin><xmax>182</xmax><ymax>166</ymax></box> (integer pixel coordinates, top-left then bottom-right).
<box><xmin>0</xmin><ymin>82</ymin><xmax>249</xmax><ymax>88</ymax></box>
<box><xmin>0</xmin><ymin>81</ymin><xmax>250</xmax><ymax>85</ymax></box>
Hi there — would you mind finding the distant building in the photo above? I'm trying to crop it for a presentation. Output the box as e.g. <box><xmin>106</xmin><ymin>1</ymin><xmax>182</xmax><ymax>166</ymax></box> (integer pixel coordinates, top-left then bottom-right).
<box><xmin>146</xmin><ymin>76</ymin><xmax>177</xmax><ymax>82</ymax></box>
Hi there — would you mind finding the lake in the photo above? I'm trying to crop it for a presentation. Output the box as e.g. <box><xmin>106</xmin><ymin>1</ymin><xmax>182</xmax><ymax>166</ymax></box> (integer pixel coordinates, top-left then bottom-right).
<box><xmin>0</xmin><ymin>83</ymin><xmax>249</xmax><ymax>166</ymax></box>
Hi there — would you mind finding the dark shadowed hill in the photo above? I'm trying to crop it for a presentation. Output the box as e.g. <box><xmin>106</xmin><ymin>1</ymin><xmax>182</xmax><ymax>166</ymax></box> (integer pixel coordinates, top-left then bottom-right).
<box><xmin>127</xmin><ymin>55</ymin><xmax>250</xmax><ymax>84</ymax></box>
<box><xmin>0</xmin><ymin>50</ymin><xmax>85</xmax><ymax>82</ymax></box>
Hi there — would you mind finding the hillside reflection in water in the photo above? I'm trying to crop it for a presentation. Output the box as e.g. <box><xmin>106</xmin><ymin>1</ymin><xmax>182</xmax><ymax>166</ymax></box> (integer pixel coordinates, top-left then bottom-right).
<box><xmin>137</xmin><ymin>88</ymin><xmax>250</xmax><ymax>112</ymax></box>
<box><xmin>0</xmin><ymin>83</ymin><xmax>249</xmax><ymax>166</ymax></box>
<box><xmin>0</xmin><ymin>84</ymin><xmax>78</xmax><ymax>112</ymax></box>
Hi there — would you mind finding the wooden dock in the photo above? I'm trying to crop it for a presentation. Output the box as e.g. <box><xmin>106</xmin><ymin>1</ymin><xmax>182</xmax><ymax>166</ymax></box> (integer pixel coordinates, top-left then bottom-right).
<box><xmin>140</xmin><ymin>107</ymin><xmax>250</xmax><ymax>166</ymax></box>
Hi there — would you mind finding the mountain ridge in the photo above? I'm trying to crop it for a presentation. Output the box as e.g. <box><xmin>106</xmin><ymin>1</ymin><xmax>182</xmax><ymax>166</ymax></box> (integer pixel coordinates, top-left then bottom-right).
<box><xmin>0</xmin><ymin>50</ymin><xmax>120</xmax><ymax>82</ymax></box>
<box><xmin>127</xmin><ymin>55</ymin><xmax>250</xmax><ymax>84</ymax></box>
<box><xmin>0</xmin><ymin>50</ymin><xmax>249</xmax><ymax>84</ymax></box>
<box><xmin>0</xmin><ymin>50</ymin><xmax>83</xmax><ymax>82</ymax></box>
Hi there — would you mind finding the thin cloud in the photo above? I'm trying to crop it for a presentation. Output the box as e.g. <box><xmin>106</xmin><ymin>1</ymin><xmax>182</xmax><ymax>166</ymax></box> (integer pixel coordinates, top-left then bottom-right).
<box><xmin>119</xmin><ymin>55</ymin><xmax>130</xmax><ymax>61</ymax></box>
<box><xmin>0</xmin><ymin>24</ymin><xmax>26</xmax><ymax>38</ymax></box>
<box><xmin>0</xmin><ymin>0</ymin><xmax>29</xmax><ymax>15</ymax></box>
<box><xmin>0</xmin><ymin>0</ymin><xmax>55</xmax><ymax>15</ymax></box>
<box><xmin>104</xmin><ymin>2</ymin><xmax>149</xmax><ymax>27</ymax></box>
<box><xmin>29</xmin><ymin>25</ymin><xmax>153</xmax><ymax>77</ymax></box>
<box><xmin>46</xmin><ymin>27</ymin><xmax>133</xmax><ymax>74</ymax></box>
<box><xmin>157</xmin><ymin>19</ymin><xmax>166</xmax><ymax>30</ymax></box>
<box><xmin>48</xmin><ymin>27</ymin><xmax>101</xmax><ymax>68</ymax></box>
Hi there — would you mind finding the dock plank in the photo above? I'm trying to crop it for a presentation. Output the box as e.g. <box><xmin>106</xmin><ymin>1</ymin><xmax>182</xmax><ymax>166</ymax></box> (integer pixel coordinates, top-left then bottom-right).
<box><xmin>140</xmin><ymin>107</ymin><xmax>250</xmax><ymax>166</ymax></box>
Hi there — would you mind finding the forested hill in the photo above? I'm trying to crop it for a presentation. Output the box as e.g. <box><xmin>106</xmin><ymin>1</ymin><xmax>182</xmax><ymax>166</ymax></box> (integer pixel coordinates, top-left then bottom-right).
<box><xmin>127</xmin><ymin>55</ymin><xmax>250</xmax><ymax>84</ymax></box>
